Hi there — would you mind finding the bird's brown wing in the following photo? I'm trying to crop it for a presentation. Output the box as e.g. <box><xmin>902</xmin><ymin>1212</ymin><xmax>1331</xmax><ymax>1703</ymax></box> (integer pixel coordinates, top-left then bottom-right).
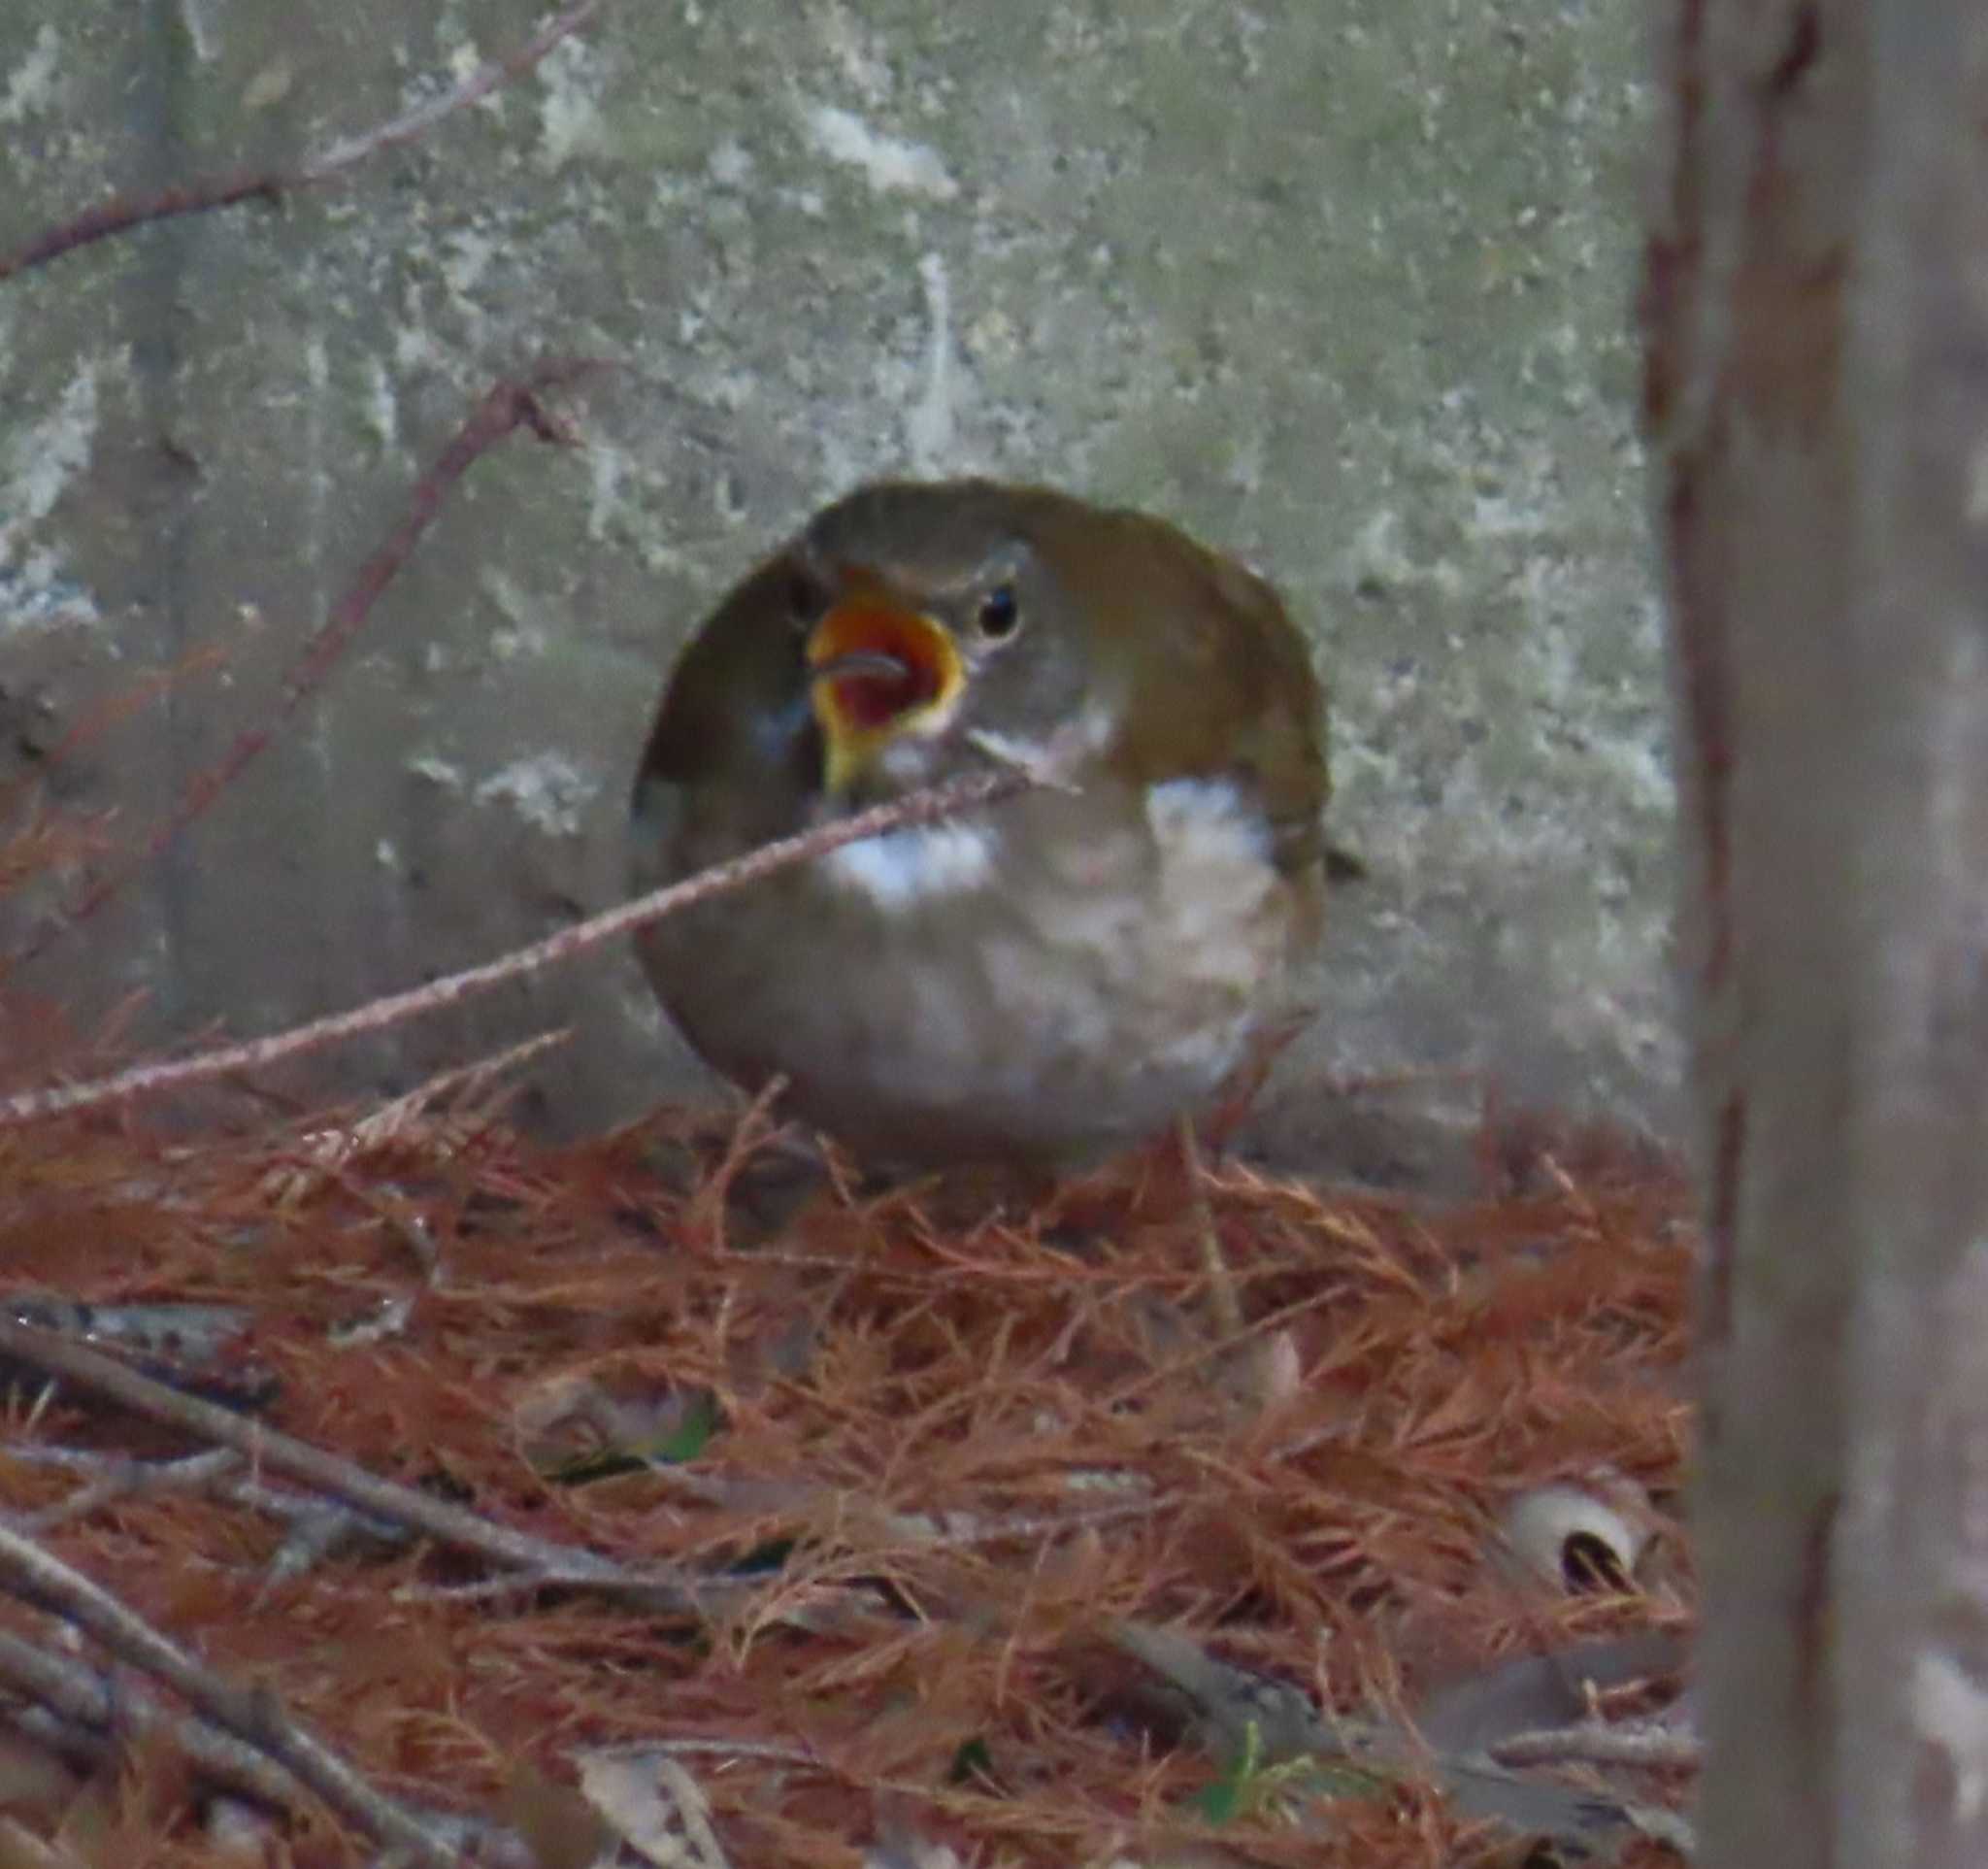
<box><xmin>1046</xmin><ymin>504</ymin><xmax>1331</xmax><ymax>880</ymax></box>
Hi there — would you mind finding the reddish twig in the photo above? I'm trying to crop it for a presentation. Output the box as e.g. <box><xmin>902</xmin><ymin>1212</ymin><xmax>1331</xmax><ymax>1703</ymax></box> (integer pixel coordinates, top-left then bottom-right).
<box><xmin>0</xmin><ymin>0</ymin><xmax>609</xmax><ymax>283</ymax></box>
<box><xmin>0</xmin><ymin>763</ymin><xmax>1038</xmax><ymax>1129</ymax></box>
<box><xmin>0</xmin><ymin>173</ymin><xmax>279</xmax><ymax>281</ymax></box>
<box><xmin>7</xmin><ymin>359</ymin><xmax>600</xmax><ymax>974</ymax></box>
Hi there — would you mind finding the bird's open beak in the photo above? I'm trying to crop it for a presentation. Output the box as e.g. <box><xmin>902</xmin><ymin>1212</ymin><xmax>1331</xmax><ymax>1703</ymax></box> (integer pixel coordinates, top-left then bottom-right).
<box><xmin>806</xmin><ymin>598</ymin><xmax>965</xmax><ymax>793</ymax></box>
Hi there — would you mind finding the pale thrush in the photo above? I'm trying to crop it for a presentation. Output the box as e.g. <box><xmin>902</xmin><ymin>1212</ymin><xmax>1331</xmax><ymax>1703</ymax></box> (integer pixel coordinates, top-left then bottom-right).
<box><xmin>628</xmin><ymin>479</ymin><xmax>1336</xmax><ymax>1166</ymax></box>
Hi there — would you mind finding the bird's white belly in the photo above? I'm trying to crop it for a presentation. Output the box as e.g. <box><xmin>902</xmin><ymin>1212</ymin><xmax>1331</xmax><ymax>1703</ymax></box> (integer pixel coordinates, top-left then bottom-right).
<box><xmin>816</xmin><ymin>820</ymin><xmax>1000</xmax><ymax>907</ymax></box>
<box><xmin>649</xmin><ymin>779</ymin><xmax>1307</xmax><ymax>1162</ymax></box>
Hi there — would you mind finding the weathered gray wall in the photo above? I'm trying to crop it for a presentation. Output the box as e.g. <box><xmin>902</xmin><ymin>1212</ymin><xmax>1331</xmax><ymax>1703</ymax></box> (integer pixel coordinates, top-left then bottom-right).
<box><xmin>0</xmin><ymin>1</ymin><xmax>1666</xmax><ymax>1172</ymax></box>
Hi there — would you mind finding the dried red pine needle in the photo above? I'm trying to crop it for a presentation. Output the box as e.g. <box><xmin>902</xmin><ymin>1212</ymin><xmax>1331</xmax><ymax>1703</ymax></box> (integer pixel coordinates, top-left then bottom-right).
<box><xmin>0</xmin><ymin>1080</ymin><xmax>1694</xmax><ymax>1866</ymax></box>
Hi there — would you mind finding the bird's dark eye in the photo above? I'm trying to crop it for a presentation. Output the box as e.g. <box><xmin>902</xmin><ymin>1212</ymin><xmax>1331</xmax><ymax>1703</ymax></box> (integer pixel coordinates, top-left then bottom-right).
<box><xmin>976</xmin><ymin>584</ymin><xmax>1021</xmax><ymax>642</ymax></box>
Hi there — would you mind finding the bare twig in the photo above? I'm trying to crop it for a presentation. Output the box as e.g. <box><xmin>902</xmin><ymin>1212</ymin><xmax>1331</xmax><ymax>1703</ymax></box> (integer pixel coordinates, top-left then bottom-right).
<box><xmin>299</xmin><ymin>1</ymin><xmax>609</xmax><ymax>180</ymax></box>
<box><xmin>8</xmin><ymin>360</ymin><xmax>600</xmax><ymax>973</ymax></box>
<box><xmin>0</xmin><ymin>1628</ymin><xmax>314</xmax><ymax>1813</ymax></box>
<box><xmin>25</xmin><ymin>1447</ymin><xmax>242</xmax><ymax>1531</ymax></box>
<box><xmin>0</xmin><ymin>1519</ymin><xmax>460</xmax><ymax>1867</ymax></box>
<box><xmin>0</xmin><ymin>1317</ymin><xmax>708</xmax><ymax>1611</ymax></box>
<box><xmin>1490</xmin><ymin>1721</ymin><xmax>1700</xmax><ymax>1771</ymax></box>
<box><xmin>6</xmin><ymin>1447</ymin><xmax>398</xmax><ymax>1549</ymax></box>
<box><xmin>0</xmin><ymin>0</ymin><xmax>609</xmax><ymax>282</ymax></box>
<box><xmin>0</xmin><ymin>763</ymin><xmax>1038</xmax><ymax>1128</ymax></box>
<box><xmin>0</xmin><ymin>1626</ymin><xmax>542</xmax><ymax>1866</ymax></box>
<box><xmin>638</xmin><ymin>1460</ymin><xmax>1172</xmax><ymax>1552</ymax></box>
<box><xmin>651</xmin><ymin>1736</ymin><xmax>826</xmax><ymax>1771</ymax></box>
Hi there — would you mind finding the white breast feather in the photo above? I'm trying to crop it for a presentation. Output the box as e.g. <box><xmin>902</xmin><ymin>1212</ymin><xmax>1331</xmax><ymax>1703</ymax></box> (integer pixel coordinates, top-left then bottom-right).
<box><xmin>1144</xmin><ymin>778</ymin><xmax>1278</xmax><ymax>958</ymax></box>
<box><xmin>1144</xmin><ymin>776</ymin><xmax>1269</xmax><ymax>867</ymax></box>
<box><xmin>819</xmin><ymin>821</ymin><xmax>999</xmax><ymax>907</ymax></box>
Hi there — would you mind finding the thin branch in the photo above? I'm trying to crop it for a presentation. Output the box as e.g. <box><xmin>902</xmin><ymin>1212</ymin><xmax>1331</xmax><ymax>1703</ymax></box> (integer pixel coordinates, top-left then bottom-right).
<box><xmin>638</xmin><ymin>1460</ymin><xmax>1173</xmax><ymax>1552</ymax></box>
<box><xmin>651</xmin><ymin>1736</ymin><xmax>827</xmax><ymax>1771</ymax></box>
<box><xmin>25</xmin><ymin>1447</ymin><xmax>242</xmax><ymax>1532</ymax></box>
<box><xmin>8</xmin><ymin>360</ymin><xmax>600</xmax><ymax>973</ymax></box>
<box><xmin>0</xmin><ymin>1630</ymin><xmax>538</xmax><ymax>1863</ymax></box>
<box><xmin>0</xmin><ymin>1519</ymin><xmax>459</xmax><ymax>1867</ymax></box>
<box><xmin>0</xmin><ymin>0</ymin><xmax>609</xmax><ymax>282</ymax></box>
<box><xmin>1490</xmin><ymin>1721</ymin><xmax>1701</xmax><ymax>1771</ymax></box>
<box><xmin>0</xmin><ymin>1628</ymin><xmax>316</xmax><ymax>1815</ymax></box>
<box><xmin>7</xmin><ymin>1446</ymin><xmax>411</xmax><ymax>1567</ymax></box>
<box><xmin>0</xmin><ymin>763</ymin><xmax>1038</xmax><ymax>1128</ymax></box>
<box><xmin>0</xmin><ymin>1317</ymin><xmax>708</xmax><ymax>1611</ymax></box>
<box><xmin>299</xmin><ymin>0</ymin><xmax>609</xmax><ymax>180</ymax></box>
<box><xmin>0</xmin><ymin>171</ymin><xmax>281</xmax><ymax>281</ymax></box>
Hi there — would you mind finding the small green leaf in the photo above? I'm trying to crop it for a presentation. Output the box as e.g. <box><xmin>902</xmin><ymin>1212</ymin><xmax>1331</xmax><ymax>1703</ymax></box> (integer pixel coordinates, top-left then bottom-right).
<box><xmin>947</xmin><ymin>1737</ymin><xmax>997</xmax><ymax>1787</ymax></box>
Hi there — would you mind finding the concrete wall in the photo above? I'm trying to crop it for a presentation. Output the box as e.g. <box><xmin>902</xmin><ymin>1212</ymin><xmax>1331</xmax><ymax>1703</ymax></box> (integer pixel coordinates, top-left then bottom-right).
<box><xmin>0</xmin><ymin>1</ymin><xmax>1668</xmax><ymax>1176</ymax></box>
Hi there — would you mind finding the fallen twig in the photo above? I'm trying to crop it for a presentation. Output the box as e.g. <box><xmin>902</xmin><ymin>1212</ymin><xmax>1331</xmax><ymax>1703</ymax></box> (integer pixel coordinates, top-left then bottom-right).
<box><xmin>0</xmin><ymin>1628</ymin><xmax>532</xmax><ymax>1863</ymax></box>
<box><xmin>0</xmin><ymin>1317</ymin><xmax>707</xmax><ymax>1611</ymax></box>
<box><xmin>0</xmin><ymin>1628</ymin><xmax>321</xmax><ymax>1818</ymax></box>
<box><xmin>23</xmin><ymin>1446</ymin><xmax>242</xmax><ymax>1532</ymax></box>
<box><xmin>8</xmin><ymin>1445</ymin><xmax>412</xmax><ymax>1574</ymax></box>
<box><xmin>637</xmin><ymin>1459</ymin><xmax>1173</xmax><ymax>1553</ymax></box>
<box><xmin>1491</xmin><ymin>1721</ymin><xmax>1700</xmax><ymax>1771</ymax></box>
<box><xmin>0</xmin><ymin>1519</ymin><xmax>462</xmax><ymax>1867</ymax></box>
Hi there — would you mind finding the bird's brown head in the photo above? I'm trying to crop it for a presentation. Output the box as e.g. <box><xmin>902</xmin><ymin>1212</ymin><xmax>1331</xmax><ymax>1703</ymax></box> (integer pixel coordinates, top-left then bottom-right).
<box><xmin>785</xmin><ymin>482</ymin><xmax>1094</xmax><ymax>799</ymax></box>
<box><xmin>638</xmin><ymin>477</ymin><xmax>1328</xmax><ymax>861</ymax></box>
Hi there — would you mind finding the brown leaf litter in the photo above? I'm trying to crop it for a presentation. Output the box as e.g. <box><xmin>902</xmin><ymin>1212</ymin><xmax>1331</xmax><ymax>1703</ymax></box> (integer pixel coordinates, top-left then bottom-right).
<box><xmin>0</xmin><ymin>1080</ymin><xmax>1695</xmax><ymax>1869</ymax></box>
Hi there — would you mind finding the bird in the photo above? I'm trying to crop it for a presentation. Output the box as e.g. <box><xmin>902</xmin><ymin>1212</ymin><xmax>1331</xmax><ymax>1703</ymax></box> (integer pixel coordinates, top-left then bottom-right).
<box><xmin>628</xmin><ymin>479</ymin><xmax>1336</xmax><ymax>1169</ymax></box>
